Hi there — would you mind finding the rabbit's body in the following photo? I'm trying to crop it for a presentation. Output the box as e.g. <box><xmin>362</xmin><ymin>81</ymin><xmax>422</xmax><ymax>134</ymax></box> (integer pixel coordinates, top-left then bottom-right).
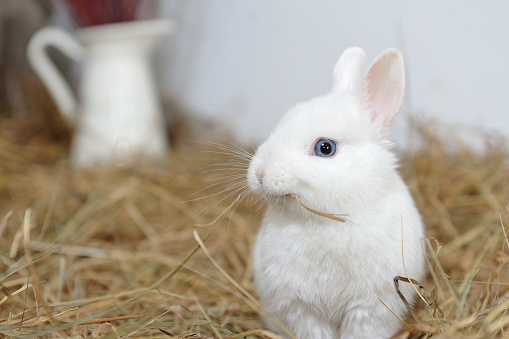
<box><xmin>247</xmin><ymin>48</ymin><xmax>425</xmax><ymax>338</ymax></box>
<box><xmin>254</xmin><ymin>173</ymin><xmax>423</xmax><ymax>338</ymax></box>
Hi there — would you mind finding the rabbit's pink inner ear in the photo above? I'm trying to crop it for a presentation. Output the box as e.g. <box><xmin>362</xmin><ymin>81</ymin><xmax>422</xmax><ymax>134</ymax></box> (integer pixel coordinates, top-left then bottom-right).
<box><xmin>372</xmin><ymin>109</ymin><xmax>381</xmax><ymax>121</ymax></box>
<box><xmin>361</xmin><ymin>49</ymin><xmax>405</xmax><ymax>130</ymax></box>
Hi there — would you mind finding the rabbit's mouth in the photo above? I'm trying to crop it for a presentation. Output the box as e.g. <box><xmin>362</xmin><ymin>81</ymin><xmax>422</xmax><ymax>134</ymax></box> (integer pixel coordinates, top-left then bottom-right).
<box><xmin>286</xmin><ymin>193</ymin><xmax>346</xmax><ymax>222</ymax></box>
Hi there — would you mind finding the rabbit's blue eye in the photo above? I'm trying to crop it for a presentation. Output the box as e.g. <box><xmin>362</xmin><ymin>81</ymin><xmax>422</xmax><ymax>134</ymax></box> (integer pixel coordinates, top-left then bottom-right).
<box><xmin>314</xmin><ymin>139</ymin><xmax>336</xmax><ymax>157</ymax></box>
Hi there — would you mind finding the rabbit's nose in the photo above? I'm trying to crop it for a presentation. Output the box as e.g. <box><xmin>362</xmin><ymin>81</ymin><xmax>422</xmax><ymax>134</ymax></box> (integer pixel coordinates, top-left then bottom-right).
<box><xmin>255</xmin><ymin>167</ymin><xmax>265</xmax><ymax>185</ymax></box>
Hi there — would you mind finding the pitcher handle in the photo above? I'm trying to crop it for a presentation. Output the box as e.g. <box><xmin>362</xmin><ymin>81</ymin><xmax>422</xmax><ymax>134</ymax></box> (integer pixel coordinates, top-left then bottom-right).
<box><xmin>27</xmin><ymin>27</ymin><xmax>85</xmax><ymax>123</ymax></box>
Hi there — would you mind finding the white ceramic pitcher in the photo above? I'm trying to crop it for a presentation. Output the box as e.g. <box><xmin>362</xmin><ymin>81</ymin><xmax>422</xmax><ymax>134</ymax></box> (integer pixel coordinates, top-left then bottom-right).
<box><xmin>28</xmin><ymin>19</ymin><xmax>173</xmax><ymax>168</ymax></box>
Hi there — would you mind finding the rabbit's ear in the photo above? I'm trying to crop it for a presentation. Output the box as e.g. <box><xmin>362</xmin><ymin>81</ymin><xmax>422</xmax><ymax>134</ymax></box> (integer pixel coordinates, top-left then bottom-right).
<box><xmin>332</xmin><ymin>47</ymin><xmax>366</xmax><ymax>94</ymax></box>
<box><xmin>360</xmin><ymin>48</ymin><xmax>405</xmax><ymax>130</ymax></box>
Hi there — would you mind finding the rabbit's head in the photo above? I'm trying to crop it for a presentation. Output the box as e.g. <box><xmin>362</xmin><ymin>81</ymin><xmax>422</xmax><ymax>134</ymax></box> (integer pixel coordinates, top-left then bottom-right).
<box><xmin>247</xmin><ymin>48</ymin><xmax>405</xmax><ymax>218</ymax></box>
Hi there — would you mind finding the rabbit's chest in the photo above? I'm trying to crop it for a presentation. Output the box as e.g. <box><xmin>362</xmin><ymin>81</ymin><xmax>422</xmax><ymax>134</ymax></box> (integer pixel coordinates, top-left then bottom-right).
<box><xmin>253</xmin><ymin>219</ymin><xmax>392</xmax><ymax>312</ymax></box>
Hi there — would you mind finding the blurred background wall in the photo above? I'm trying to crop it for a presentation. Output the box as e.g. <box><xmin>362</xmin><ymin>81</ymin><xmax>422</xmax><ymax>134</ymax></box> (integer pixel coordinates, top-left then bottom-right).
<box><xmin>0</xmin><ymin>0</ymin><xmax>50</xmax><ymax>115</ymax></box>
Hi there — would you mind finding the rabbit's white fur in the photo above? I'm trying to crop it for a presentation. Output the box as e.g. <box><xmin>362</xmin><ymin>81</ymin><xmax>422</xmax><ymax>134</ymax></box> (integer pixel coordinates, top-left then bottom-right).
<box><xmin>247</xmin><ymin>48</ymin><xmax>425</xmax><ymax>338</ymax></box>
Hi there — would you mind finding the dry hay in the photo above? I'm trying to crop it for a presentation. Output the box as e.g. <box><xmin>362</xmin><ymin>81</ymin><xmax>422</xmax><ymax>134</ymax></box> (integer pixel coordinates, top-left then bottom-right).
<box><xmin>1</xmin><ymin>97</ymin><xmax>509</xmax><ymax>338</ymax></box>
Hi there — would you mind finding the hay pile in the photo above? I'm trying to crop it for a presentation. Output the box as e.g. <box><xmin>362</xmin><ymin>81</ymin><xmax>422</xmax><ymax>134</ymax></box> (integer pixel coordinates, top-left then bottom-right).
<box><xmin>1</xmin><ymin>93</ymin><xmax>509</xmax><ymax>338</ymax></box>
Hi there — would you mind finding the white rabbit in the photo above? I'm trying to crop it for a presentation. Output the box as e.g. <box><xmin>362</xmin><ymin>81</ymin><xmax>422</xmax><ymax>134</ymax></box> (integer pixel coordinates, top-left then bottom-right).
<box><xmin>247</xmin><ymin>47</ymin><xmax>425</xmax><ymax>339</ymax></box>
